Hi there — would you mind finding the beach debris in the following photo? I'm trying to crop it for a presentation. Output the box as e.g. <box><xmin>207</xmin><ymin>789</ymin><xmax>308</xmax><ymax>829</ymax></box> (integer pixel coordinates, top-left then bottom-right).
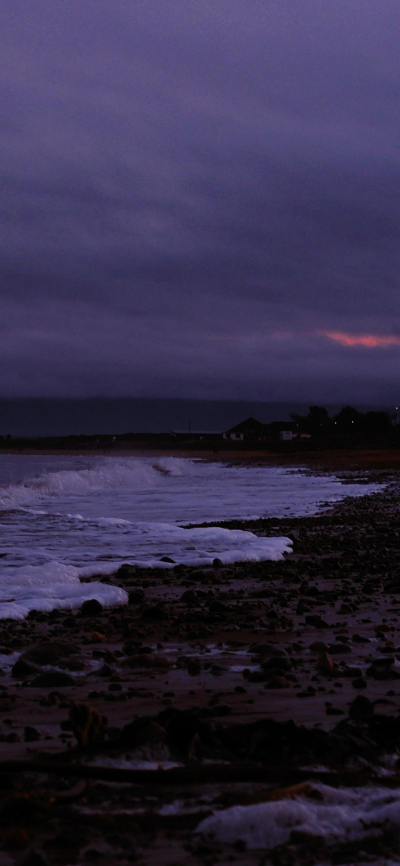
<box><xmin>316</xmin><ymin>651</ymin><xmax>334</xmax><ymax>673</ymax></box>
<box><xmin>69</xmin><ymin>701</ymin><xmax>105</xmax><ymax>747</ymax></box>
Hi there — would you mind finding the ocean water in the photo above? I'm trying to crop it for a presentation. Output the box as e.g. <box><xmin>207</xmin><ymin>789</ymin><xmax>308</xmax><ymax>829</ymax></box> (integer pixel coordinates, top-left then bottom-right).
<box><xmin>0</xmin><ymin>455</ymin><xmax>381</xmax><ymax>619</ymax></box>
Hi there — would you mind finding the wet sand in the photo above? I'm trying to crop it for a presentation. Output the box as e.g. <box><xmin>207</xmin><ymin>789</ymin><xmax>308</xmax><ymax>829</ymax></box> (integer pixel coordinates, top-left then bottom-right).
<box><xmin>1</xmin><ymin>474</ymin><xmax>400</xmax><ymax>863</ymax></box>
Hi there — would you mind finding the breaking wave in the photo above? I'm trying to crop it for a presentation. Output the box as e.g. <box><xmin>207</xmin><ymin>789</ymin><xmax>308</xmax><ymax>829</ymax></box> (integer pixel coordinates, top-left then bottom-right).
<box><xmin>0</xmin><ymin>454</ymin><xmax>383</xmax><ymax>619</ymax></box>
<box><xmin>0</xmin><ymin>456</ymin><xmax>192</xmax><ymax>510</ymax></box>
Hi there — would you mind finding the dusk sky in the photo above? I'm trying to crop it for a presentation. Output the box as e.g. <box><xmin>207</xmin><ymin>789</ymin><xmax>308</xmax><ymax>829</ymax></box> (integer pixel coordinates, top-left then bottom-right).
<box><xmin>2</xmin><ymin>1</ymin><xmax>400</xmax><ymax>404</ymax></box>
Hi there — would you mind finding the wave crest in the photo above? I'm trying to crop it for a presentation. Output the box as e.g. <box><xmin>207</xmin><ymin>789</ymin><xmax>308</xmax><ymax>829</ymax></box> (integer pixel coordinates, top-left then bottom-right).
<box><xmin>0</xmin><ymin>456</ymin><xmax>194</xmax><ymax>510</ymax></box>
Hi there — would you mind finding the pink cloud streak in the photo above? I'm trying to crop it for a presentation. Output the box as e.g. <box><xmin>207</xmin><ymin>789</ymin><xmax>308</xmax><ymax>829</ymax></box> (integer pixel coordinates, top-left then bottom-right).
<box><xmin>323</xmin><ymin>331</ymin><xmax>400</xmax><ymax>348</ymax></box>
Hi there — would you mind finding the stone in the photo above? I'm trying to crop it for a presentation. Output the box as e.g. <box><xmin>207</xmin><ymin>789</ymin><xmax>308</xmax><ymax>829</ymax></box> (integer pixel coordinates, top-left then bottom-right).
<box><xmin>209</xmin><ymin>600</ymin><xmax>228</xmax><ymax>613</ymax></box>
<box><xmin>210</xmin><ymin>664</ymin><xmax>223</xmax><ymax>676</ymax></box>
<box><xmin>309</xmin><ymin>641</ymin><xmax>329</xmax><ymax>652</ymax></box>
<box><xmin>212</xmin><ymin>704</ymin><xmax>232</xmax><ymax>716</ymax></box>
<box><xmin>328</xmin><ymin>643</ymin><xmax>352</xmax><ymax>654</ymax></box>
<box><xmin>142</xmin><ymin>605</ymin><xmax>168</xmax><ymax>620</ymax></box>
<box><xmin>265</xmin><ymin>676</ymin><xmax>290</xmax><ymax>688</ymax></box>
<box><xmin>21</xmin><ymin>642</ymin><xmax>78</xmax><ymax>665</ymax></box>
<box><xmin>251</xmin><ymin>643</ymin><xmax>288</xmax><ymax>657</ymax></box>
<box><xmin>349</xmin><ymin>695</ymin><xmax>374</xmax><ymax>719</ymax></box>
<box><xmin>31</xmin><ymin>672</ymin><xmax>75</xmax><ymax>687</ymax></box>
<box><xmin>366</xmin><ymin>657</ymin><xmax>397</xmax><ymax>680</ymax></box>
<box><xmin>243</xmin><ymin>670</ymin><xmax>266</xmax><ymax>683</ymax></box>
<box><xmin>116</xmin><ymin>564</ymin><xmax>137</xmax><ymax>577</ymax></box>
<box><xmin>96</xmin><ymin>664</ymin><xmax>113</xmax><ymax>677</ymax></box>
<box><xmin>304</xmin><ymin>615</ymin><xmax>329</xmax><ymax>628</ymax></box>
<box><xmin>352</xmin><ymin>676</ymin><xmax>367</xmax><ymax>689</ymax></box>
<box><xmin>261</xmin><ymin>656</ymin><xmax>291</xmax><ymax>671</ymax></box>
<box><xmin>180</xmin><ymin>589</ymin><xmax>198</xmax><ymax>604</ymax></box>
<box><xmin>187</xmin><ymin>660</ymin><xmax>202</xmax><ymax>676</ymax></box>
<box><xmin>121</xmin><ymin>719</ymin><xmax>169</xmax><ymax>750</ymax></box>
<box><xmin>384</xmin><ymin>581</ymin><xmax>400</xmax><ymax>593</ymax></box>
<box><xmin>20</xmin><ymin>851</ymin><xmax>48</xmax><ymax>866</ymax></box>
<box><xmin>2</xmin><ymin>829</ymin><xmax>29</xmax><ymax>850</ymax></box>
<box><xmin>12</xmin><ymin>659</ymin><xmax>38</xmax><ymax>678</ymax></box>
<box><xmin>24</xmin><ymin>726</ymin><xmax>40</xmax><ymax>742</ymax></box>
<box><xmin>375</xmin><ymin>623</ymin><xmax>390</xmax><ymax>634</ymax></box>
<box><xmin>128</xmin><ymin>590</ymin><xmax>145</xmax><ymax>604</ymax></box>
<box><xmin>123</xmin><ymin>654</ymin><xmax>171</xmax><ymax>670</ymax></box>
<box><xmin>80</xmin><ymin>599</ymin><xmax>103</xmax><ymax>616</ymax></box>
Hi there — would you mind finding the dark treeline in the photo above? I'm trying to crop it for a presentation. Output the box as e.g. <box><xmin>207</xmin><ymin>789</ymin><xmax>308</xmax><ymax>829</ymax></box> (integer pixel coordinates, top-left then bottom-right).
<box><xmin>0</xmin><ymin>403</ymin><xmax>397</xmax><ymax>453</ymax></box>
<box><xmin>292</xmin><ymin>405</ymin><xmax>394</xmax><ymax>434</ymax></box>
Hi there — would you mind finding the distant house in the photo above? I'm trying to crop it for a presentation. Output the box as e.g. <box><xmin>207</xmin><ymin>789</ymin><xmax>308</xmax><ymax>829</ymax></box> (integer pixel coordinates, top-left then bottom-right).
<box><xmin>223</xmin><ymin>417</ymin><xmax>264</xmax><ymax>441</ymax></box>
<box><xmin>280</xmin><ymin>430</ymin><xmax>294</xmax><ymax>441</ymax></box>
<box><xmin>169</xmin><ymin>415</ymin><xmax>312</xmax><ymax>444</ymax></box>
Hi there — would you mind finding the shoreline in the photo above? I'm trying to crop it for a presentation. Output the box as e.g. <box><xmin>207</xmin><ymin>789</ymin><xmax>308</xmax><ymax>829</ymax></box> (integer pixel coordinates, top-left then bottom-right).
<box><xmin>2</xmin><ymin>475</ymin><xmax>400</xmax><ymax>862</ymax></box>
<box><xmin>2</xmin><ymin>445</ymin><xmax>400</xmax><ymax>470</ymax></box>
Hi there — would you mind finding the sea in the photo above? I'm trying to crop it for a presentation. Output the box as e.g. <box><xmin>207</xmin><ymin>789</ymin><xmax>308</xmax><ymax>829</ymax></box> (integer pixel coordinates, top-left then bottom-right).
<box><xmin>0</xmin><ymin>453</ymin><xmax>381</xmax><ymax>620</ymax></box>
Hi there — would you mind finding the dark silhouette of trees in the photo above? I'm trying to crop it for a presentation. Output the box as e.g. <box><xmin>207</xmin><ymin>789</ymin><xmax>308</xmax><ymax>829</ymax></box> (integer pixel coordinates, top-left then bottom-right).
<box><xmin>291</xmin><ymin>405</ymin><xmax>392</xmax><ymax>436</ymax></box>
<box><xmin>334</xmin><ymin>405</ymin><xmax>360</xmax><ymax>429</ymax></box>
<box><xmin>307</xmin><ymin>405</ymin><xmax>331</xmax><ymax>430</ymax></box>
<box><xmin>334</xmin><ymin>406</ymin><xmax>391</xmax><ymax>432</ymax></box>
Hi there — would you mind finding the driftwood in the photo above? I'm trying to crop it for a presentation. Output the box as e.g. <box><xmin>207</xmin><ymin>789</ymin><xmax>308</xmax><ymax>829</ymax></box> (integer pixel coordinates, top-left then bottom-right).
<box><xmin>0</xmin><ymin>759</ymin><xmax>399</xmax><ymax>788</ymax></box>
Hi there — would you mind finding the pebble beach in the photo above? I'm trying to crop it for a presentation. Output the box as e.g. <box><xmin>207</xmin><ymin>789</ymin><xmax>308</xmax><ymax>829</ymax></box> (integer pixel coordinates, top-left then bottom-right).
<box><xmin>1</xmin><ymin>467</ymin><xmax>400</xmax><ymax>864</ymax></box>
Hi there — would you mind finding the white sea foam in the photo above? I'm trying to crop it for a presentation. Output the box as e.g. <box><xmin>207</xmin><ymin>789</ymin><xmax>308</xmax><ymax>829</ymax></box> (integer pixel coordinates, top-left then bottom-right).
<box><xmin>0</xmin><ymin>561</ymin><xmax>127</xmax><ymax>620</ymax></box>
<box><xmin>0</xmin><ymin>455</ymin><xmax>382</xmax><ymax>618</ymax></box>
<box><xmin>197</xmin><ymin>782</ymin><xmax>400</xmax><ymax>849</ymax></box>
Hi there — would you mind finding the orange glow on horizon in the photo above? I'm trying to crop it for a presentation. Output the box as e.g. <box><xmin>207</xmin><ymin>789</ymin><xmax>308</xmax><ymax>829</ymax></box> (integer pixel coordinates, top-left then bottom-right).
<box><xmin>323</xmin><ymin>331</ymin><xmax>400</xmax><ymax>348</ymax></box>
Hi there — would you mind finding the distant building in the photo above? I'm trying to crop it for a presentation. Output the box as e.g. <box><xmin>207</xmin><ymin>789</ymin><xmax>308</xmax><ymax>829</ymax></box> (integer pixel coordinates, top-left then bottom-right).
<box><xmin>169</xmin><ymin>415</ymin><xmax>312</xmax><ymax>443</ymax></box>
<box><xmin>223</xmin><ymin>416</ymin><xmax>310</xmax><ymax>441</ymax></box>
<box><xmin>222</xmin><ymin>417</ymin><xmax>264</xmax><ymax>441</ymax></box>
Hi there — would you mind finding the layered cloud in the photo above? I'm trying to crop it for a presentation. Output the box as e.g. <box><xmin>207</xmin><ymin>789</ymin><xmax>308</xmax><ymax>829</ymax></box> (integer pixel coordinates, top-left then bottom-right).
<box><xmin>1</xmin><ymin>1</ymin><xmax>400</xmax><ymax>401</ymax></box>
